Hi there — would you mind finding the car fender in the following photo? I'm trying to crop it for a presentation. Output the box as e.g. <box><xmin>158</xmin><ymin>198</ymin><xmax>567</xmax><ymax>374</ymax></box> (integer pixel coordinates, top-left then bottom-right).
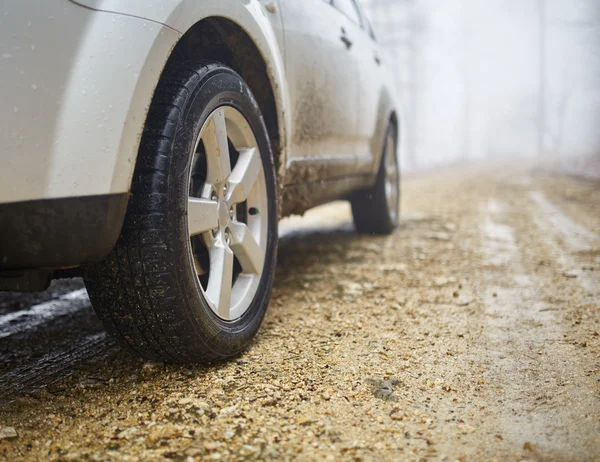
<box><xmin>71</xmin><ymin>0</ymin><xmax>291</xmax><ymax>194</ymax></box>
<box><xmin>370</xmin><ymin>61</ymin><xmax>403</xmax><ymax>178</ymax></box>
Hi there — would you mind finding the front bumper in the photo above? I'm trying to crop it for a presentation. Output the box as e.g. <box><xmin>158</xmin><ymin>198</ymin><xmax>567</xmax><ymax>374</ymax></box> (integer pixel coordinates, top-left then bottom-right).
<box><xmin>0</xmin><ymin>193</ymin><xmax>128</xmax><ymax>270</ymax></box>
<box><xmin>0</xmin><ymin>1</ymin><xmax>180</xmax><ymax>270</ymax></box>
<box><xmin>0</xmin><ymin>1</ymin><xmax>179</xmax><ymax>205</ymax></box>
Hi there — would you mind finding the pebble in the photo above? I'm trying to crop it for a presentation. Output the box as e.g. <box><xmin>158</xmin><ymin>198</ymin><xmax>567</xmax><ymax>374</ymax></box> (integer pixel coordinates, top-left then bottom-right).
<box><xmin>456</xmin><ymin>295</ymin><xmax>475</xmax><ymax>306</ymax></box>
<box><xmin>434</xmin><ymin>277</ymin><xmax>449</xmax><ymax>287</ymax></box>
<box><xmin>185</xmin><ymin>447</ymin><xmax>204</xmax><ymax>457</ymax></box>
<box><xmin>444</xmin><ymin>223</ymin><xmax>458</xmax><ymax>232</ymax></box>
<box><xmin>142</xmin><ymin>361</ymin><xmax>164</xmax><ymax>375</ymax></box>
<box><xmin>337</xmin><ymin>280</ymin><xmax>363</xmax><ymax>296</ymax></box>
<box><xmin>523</xmin><ymin>441</ymin><xmax>537</xmax><ymax>452</ymax></box>
<box><xmin>425</xmin><ymin>231</ymin><xmax>451</xmax><ymax>241</ymax></box>
<box><xmin>0</xmin><ymin>426</ymin><xmax>18</xmax><ymax>440</ymax></box>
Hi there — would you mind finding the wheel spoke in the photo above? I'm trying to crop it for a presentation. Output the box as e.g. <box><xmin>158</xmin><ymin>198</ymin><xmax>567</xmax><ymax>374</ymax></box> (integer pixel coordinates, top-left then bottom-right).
<box><xmin>206</xmin><ymin>244</ymin><xmax>234</xmax><ymax>318</ymax></box>
<box><xmin>387</xmin><ymin>167</ymin><xmax>398</xmax><ymax>181</ymax></box>
<box><xmin>202</xmin><ymin>108</ymin><xmax>231</xmax><ymax>185</ymax></box>
<box><xmin>226</xmin><ymin>148</ymin><xmax>261</xmax><ymax>206</ymax></box>
<box><xmin>229</xmin><ymin>221</ymin><xmax>264</xmax><ymax>275</ymax></box>
<box><xmin>188</xmin><ymin>198</ymin><xmax>219</xmax><ymax>236</ymax></box>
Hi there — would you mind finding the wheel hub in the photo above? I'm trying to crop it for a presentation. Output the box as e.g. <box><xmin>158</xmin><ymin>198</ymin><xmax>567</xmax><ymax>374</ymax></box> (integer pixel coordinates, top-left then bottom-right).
<box><xmin>187</xmin><ymin>106</ymin><xmax>268</xmax><ymax>321</ymax></box>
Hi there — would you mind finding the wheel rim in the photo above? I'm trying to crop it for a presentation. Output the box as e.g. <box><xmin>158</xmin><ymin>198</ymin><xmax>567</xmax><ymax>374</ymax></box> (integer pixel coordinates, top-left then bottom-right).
<box><xmin>187</xmin><ymin>106</ymin><xmax>268</xmax><ymax>321</ymax></box>
<box><xmin>384</xmin><ymin>132</ymin><xmax>399</xmax><ymax>223</ymax></box>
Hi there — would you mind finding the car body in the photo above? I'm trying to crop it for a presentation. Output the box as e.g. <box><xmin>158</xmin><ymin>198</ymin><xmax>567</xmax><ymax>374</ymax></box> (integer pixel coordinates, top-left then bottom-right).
<box><xmin>1</xmin><ymin>0</ymin><xmax>398</xmax><ymax>273</ymax></box>
<box><xmin>0</xmin><ymin>0</ymin><xmax>400</xmax><ymax>361</ymax></box>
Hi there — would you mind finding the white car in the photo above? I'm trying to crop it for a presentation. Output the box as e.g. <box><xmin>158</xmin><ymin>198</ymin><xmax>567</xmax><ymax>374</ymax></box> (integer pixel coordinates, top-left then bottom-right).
<box><xmin>0</xmin><ymin>0</ymin><xmax>400</xmax><ymax>362</ymax></box>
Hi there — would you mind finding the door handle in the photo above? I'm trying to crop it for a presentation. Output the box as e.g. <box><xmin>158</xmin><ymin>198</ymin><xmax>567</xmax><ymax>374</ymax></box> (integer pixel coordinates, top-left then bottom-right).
<box><xmin>340</xmin><ymin>28</ymin><xmax>353</xmax><ymax>50</ymax></box>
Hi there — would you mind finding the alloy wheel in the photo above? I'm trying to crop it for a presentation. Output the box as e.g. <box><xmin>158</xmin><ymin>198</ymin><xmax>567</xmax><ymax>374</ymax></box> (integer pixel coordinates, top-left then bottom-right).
<box><xmin>384</xmin><ymin>131</ymin><xmax>399</xmax><ymax>223</ymax></box>
<box><xmin>187</xmin><ymin>106</ymin><xmax>269</xmax><ymax>321</ymax></box>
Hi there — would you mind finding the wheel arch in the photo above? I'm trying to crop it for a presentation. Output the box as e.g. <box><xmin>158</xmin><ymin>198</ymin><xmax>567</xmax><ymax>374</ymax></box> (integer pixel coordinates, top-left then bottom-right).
<box><xmin>371</xmin><ymin>97</ymin><xmax>401</xmax><ymax>179</ymax></box>
<box><xmin>73</xmin><ymin>1</ymin><xmax>291</xmax><ymax>218</ymax></box>
<box><xmin>162</xmin><ymin>16</ymin><xmax>287</xmax><ymax>200</ymax></box>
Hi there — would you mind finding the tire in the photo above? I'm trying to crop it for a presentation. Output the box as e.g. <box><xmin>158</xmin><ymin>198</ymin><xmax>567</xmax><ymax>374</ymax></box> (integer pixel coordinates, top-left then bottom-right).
<box><xmin>351</xmin><ymin>122</ymin><xmax>400</xmax><ymax>235</ymax></box>
<box><xmin>84</xmin><ymin>61</ymin><xmax>278</xmax><ymax>363</ymax></box>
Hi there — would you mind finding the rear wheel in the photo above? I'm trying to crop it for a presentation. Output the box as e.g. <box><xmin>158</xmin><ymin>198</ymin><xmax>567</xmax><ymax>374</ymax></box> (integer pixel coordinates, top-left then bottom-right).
<box><xmin>351</xmin><ymin>123</ymin><xmax>400</xmax><ymax>234</ymax></box>
<box><xmin>84</xmin><ymin>61</ymin><xmax>278</xmax><ymax>363</ymax></box>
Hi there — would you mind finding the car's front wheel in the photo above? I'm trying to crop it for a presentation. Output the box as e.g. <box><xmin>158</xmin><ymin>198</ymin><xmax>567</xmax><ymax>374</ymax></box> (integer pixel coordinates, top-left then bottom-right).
<box><xmin>84</xmin><ymin>61</ymin><xmax>278</xmax><ymax>363</ymax></box>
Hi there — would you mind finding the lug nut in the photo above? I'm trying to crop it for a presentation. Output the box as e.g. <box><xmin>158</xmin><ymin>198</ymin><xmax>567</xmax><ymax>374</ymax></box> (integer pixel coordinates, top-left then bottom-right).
<box><xmin>224</xmin><ymin>230</ymin><xmax>230</xmax><ymax>244</ymax></box>
<box><xmin>229</xmin><ymin>208</ymin><xmax>234</xmax><ymax>219</ymax></box>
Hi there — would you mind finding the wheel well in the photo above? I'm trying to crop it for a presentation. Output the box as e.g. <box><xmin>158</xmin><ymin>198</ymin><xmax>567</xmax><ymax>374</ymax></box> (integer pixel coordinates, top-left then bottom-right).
<box><xmin>164</xmin><ymin>17</ymin><xmax>281</xmax><ymax>174</ymax></box>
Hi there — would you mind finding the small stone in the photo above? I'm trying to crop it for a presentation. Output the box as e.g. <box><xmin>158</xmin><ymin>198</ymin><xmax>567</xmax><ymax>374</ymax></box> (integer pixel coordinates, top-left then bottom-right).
<box><xmin>78</xmin><ymin>377</ymin><xmax>106</xmax><ymax>389</ymax></box>
<box><xmin>146</xmin><ymin>425</ymin><xmax>181</xmax><ymax>445</ymax></box>
<box><xmin>0</xmin><ymin>426</ymin><xmax>18</xmax><ymax>440</ymax></box>
<box><xmin>380</xmin><ymin>263</ymin><xmax>408</xmax><ymax>274</ymax></box>
<box><xmin>142</xmin><ymin>361</ymin><xmax>163</xmax><ymax>375</ymax></box>
<box><xmin>460</xmin><ymin>424</ymin><xmax>476</xmax><ymax>434</ymax></box>
<box><xmin>337</xmin><ymin>281</ymin><xmax>363</xmax><ymax>296</ymax></box>
<box><xmin>563</xmin><ymin>271</ymin><xmax>577</xmax><ymax>278</ymax></box>
<box><xmin>204</xmin><ymin>441</ymin><xmax>219</xmax><ymax>451</ymax></box>
<box><xmin>456</xmin><ymin>295</ymin><xmax>474</xmax><ymax>306</ymax></box>
<box><xmin>444</xmin><ymin>223</ymin><xmax>457</xmax><ymax>232</ymax></box>
<box><xmin>523</xmin><ymin>441</ymin><xmax>537</xmax><ymax>452</ymax></box>
<box><xmin>220</xmin><ymin>405</ymin><xmax>238</xmax><ymax>416</ymax></box>
<box><xmin>434</xmin><ymin>277</ymin><xmax>449</xmax><ymax>287</ymax></box>
<box><xmin>371</xmin><ymin>378</ymin><xmax>398</xmax><ymax>401</ymax></box>
<box><xmin>425</xmin><ymin>231</ymin><xmax>450</xmax><ymax>241</ymax></box>
<box><xmin>185</xmin><ymin>447</ymin><xmax>204</xmax><ymax>457</ymax></box>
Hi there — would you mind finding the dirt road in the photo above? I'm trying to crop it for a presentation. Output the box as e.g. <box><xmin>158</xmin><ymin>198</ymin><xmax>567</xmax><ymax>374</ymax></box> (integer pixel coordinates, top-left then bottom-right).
<box><xmin>1</xmin><ymin>166</ymin><xmax>599</xmax><ymax>461</ymax></box>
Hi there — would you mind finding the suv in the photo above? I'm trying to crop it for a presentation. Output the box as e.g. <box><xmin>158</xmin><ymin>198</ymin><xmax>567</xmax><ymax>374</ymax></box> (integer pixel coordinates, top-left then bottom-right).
<box><xmin>0</xmin><ymin>0</ymin><xmax>400</xmax><ymax>362</ymax></box>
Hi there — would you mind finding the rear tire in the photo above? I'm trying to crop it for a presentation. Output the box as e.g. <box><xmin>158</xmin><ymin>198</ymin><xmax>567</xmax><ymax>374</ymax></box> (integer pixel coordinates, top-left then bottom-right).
<box><xmin>351</xmin><ymin>122</ymin><xmax>400</xmax><ymax>235</ymax></box>
<box><xmin>84</xmin><ymin>61</ymin><xmax>278</xmax><ymax>363</ymax></box>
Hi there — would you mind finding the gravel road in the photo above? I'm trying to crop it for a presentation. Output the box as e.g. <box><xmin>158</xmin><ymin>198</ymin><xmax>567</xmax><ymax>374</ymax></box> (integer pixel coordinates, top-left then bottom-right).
<box><xmin>1</xmin><ymin>166</ymin><xmax>599</xmax><ymax>461</ymax></box>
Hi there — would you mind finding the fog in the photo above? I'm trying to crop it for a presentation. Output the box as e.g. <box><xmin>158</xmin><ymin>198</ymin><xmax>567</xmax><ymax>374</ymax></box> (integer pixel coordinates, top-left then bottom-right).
<box><xmin>365</xmin><ymin>0</ymin><xmax>600</xmax><ymax>171</ymax></box>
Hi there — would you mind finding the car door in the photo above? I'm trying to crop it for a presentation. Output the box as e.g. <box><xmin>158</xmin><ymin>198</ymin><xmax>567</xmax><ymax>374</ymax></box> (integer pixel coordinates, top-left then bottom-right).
<box><xmin>351</xmin><ymin>0</ymin><xmax>386</xmax><ymax>173</ymax></box>
<box><xmin>278</xmin><ymin>0</ymin><xmax>361</xmax><ymax>184</ymax></box>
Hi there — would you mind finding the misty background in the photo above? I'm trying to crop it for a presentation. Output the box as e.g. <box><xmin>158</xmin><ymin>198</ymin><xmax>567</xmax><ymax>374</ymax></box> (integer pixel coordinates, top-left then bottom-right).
<box><xmin>364</xmin><ymin>0</ymin><xmax>600</xmax><ymax>172</ymax></box>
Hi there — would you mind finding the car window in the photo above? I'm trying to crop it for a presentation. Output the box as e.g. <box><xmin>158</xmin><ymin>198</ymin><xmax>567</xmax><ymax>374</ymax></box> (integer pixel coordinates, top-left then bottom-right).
<box><xmin>332</xmin><ymin>0</ymin><xmax>362</xmax><ymax>26</ymax></box>
<box><xmin>355</xmin><ymin>0</ymin><xmax>377</xmax><ymax>40</ymax></box>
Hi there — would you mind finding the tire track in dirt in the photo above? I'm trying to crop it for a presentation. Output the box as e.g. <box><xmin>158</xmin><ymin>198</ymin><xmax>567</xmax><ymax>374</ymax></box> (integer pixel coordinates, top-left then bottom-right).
<box><xmin>0</xmin><ymin>281</ymin><xmax>114</xmax><ymax>401</ymax></box>
<box><xmin>529</xmin><ymin>190</ymin><xmax>599</xmax><ymax>295</ymax></box>
<box><xmin>0</xmin><ymin>333</ymin><xmax>114</xmax><ymax>401</ymax></box>
<box><xmin>478</xmin><ymin>197</ymin><xmax>569</xmax><ymax>458</ymax></box>
<box><xmin>0</xmin><ymin>288</ymin><xmax>90</xmax><ymax>339</ymax></box>
<box><xmin>474</xmin><ymin>177</ymin><xmax>600</xmax><ymax>459</ymax></box>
